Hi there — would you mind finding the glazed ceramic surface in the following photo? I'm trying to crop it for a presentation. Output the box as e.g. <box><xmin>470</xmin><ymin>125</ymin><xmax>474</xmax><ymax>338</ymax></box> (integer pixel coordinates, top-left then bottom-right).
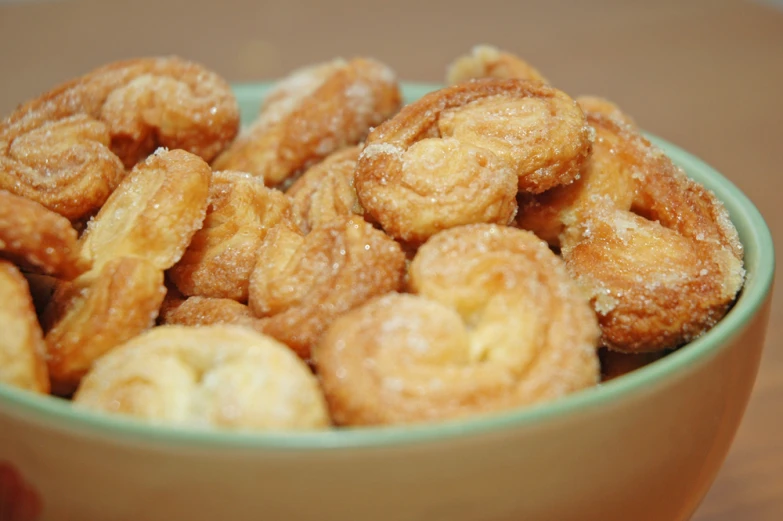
<box><xmin>0</xmin><ymin>83</ymin><xmax>774</xmax><ymax>521</ymax></box>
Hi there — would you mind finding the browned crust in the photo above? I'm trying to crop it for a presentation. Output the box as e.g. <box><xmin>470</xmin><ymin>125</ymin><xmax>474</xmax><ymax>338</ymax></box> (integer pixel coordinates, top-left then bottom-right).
<box><xmin>314</xmin><ymin>224</ymin><xmax>600</xmax><ymax>426</ymax></box>
<box><xmin>78</xmin><ymin>148</ymin><xmax>211</xmax><ymax>271</ymax></box>
<box><xmin>42</xmin><ymin>257</ymin><xmax>166</xmax><ymax>394</ymax></box>
<box><xmin>355</xmin><ymin>79</ymin><xmax>591</xmax><ymax>243</ymax></box>
<box><xmin>248</xmin><ymin>217</ymin><xmax>406</xmax><ymax>360</ymax></box>
<box><xmin>212</xmin><ymin>58</ymin><xmax>401</xmax><ymax>188</ymax></box>
<box><xmin>446</xmin><ymin>45</ymin><xmax>549</xmax><ymax>85</ymax></box>
<box><xmin>0</xmin><ymin>190</ymin><xmax>86</xmax><ymax>279</ymax></box>
<box><xmin>286</xmin><ymin>146</ymin><xmax>363</xmax><ymax>233</ymax></box>
<box><xmin>168</xmin><ymin>171</ymin><xmax>292</xmax><ymax>302</ymax></box>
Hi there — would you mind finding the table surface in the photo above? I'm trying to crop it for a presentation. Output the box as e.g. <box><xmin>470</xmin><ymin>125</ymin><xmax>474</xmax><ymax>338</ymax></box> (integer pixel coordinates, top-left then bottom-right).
<box><xmin>0</xmin><ymin>0</ymin><xmax>781</xmax><ymax>518</ymax></box>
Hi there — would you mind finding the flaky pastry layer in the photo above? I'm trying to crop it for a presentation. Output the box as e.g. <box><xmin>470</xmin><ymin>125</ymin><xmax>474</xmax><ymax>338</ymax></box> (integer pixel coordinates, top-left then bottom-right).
<box><xmin>73</xmin><ymin>325</ymin><xmax>330</xmax><ymax>431</ymax></box>
<box><xmin>78</xmin><ymin>148</ymin><xmax>211</xmax><ymax>272</ymax></box>
<box><xmin>0</xmin><ymin>190</ymin><xmax>86</xmax><ymax>279</ymax></box>
<box><xmin>212</xmin><ymin>58</ymin><xmax>401</xmax><ymax>188</ymax></box>
<box><xmin>286</xmin><ymin>146</ymin><xmax>363</xmax><ymax>233</ymax></box>
<box><xmin>249</xmin><ymin>216</ymin><xmax>406</xmax><ymax>360</ymax></box>
<box><xmin>169</xmin><ymin>170</ymin><xmax>292</xmax><ymax>302</ymax></box>
<box><xmin>0</xmin><ymin>57</ymin><xmax>239</xmax><ymax>220</ymax></box>
<box><xmin>315</xmin><ymin>224</ymin><xmax>600</xmax><ymax>426</ymax></box>
<box><xmin>355</xmin><ymin>78</ymin><xmax>592</xmax><ymax>243</ymax></box>
<box><xmin>42</xmin><ymin>257</ymin><xmax>166</xmax><ymax>394</ymax></box>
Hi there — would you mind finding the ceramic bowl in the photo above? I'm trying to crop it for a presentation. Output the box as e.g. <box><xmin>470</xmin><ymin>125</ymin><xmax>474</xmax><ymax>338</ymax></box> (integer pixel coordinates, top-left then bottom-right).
<box><xmin>0</xmin><ymin>83</ymin><xmax>775</xmax><ymax>521</ymax></box>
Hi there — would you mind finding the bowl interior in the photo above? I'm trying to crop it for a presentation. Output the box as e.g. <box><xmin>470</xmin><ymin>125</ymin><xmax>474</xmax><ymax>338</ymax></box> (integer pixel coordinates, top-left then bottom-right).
<box><xmin>0</xmin><ymin>82</ymin><xmax>775</xmax><ymax>450</ymax></box>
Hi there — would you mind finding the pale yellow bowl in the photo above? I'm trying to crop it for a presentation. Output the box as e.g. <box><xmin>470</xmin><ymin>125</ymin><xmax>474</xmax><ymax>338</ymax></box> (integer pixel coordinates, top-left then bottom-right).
<box><xmin>0</xmin><ymin>83</ymin><xmax>775</xmax><ymax>521</ymax></box>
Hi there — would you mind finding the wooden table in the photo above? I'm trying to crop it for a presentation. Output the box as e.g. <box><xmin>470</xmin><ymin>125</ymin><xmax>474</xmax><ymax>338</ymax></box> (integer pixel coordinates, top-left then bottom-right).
<box><xmin>0</xmin><ymin>0</ymin><xmax>780</xmax><ymax>518</ymax></box>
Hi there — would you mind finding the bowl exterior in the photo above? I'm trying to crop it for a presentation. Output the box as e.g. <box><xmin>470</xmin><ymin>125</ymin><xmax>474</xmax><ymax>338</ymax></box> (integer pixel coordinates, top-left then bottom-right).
<box><xmin>0</xmin><ymin>291</ymin><xmax>771</xmax><ymax>521</ymax></box>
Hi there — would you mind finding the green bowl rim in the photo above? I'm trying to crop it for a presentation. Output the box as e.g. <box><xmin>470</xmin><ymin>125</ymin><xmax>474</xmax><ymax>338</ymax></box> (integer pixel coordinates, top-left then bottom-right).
<box><xmin>0</xmin><ymin>82</ymin><xmax>774</xmax><ymax>450</ymax></box>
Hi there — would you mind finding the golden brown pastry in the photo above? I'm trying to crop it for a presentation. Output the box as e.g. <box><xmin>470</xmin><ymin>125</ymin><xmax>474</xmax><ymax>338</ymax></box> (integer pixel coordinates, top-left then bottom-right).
<box><xmin>575</xmin><ymin>96</ymin><xmax>638</xmax><ymax>127</ymax></box>
<box><xmin>212</xmin><ymin>58</ymin><xmax>401</xmax><ymax>188</ymax></box>
<box><xmin>42</xmin><ymin>257</ymin><xmax>166</xmax><ymax>394</ymax></box>
<box><xmin>314</xmin><ymin>224</ymin><xmax>600</xmax><ymax>426</ymax></box>
<box><xmin>443</xmin><ymin>53</ymin><xmax>641</xmax><ymax>250</ymax></box>
<box><xmin>354</xmin><ymin>79</ymin><xmax>592</xmax><ymax>243</ymax></box>
<box><xmin>248</xmin><ymin>216</ymin><xmax>406</xmax><ymax>360</ymax></box>
<box><xmin>446</xmin><ymin>44</ymin><xmax>549</xmax><ymax>85</ymax></box>
<box><xmin>561</xmin><ymin>191</ymin><xmax>744</xmax><ymax>353</ymax></box>
<box><xmin>0</xmin><ymin>57</ymin><xmax>239</xmax><ymax>221</ymax></box>
<box><xmin>0</xmin><ymin>48</ymin><xmax>749</xmax><ymax>431</ymax></box>
<box><xmin>168</xmin><ymin>171</ymin><xmax>292</xmax><ymax>302</ymax></box>
<box><xmin>0</xmin><ymin>260</ymin><xmax>49</xmax><ymax>394</ymax></box>
<box><xmin>286</xmin><ymin>146</ymin><xmax>363</xmax><ymax>233</ymax></box>
<box><xmin>73</xmin><ymin>325</ymin><xmax>330</xmax><ymax>431</ymax></box>
<box><xmin>552</xmin><ymin>98</ymin><xmax>744</xmax><ymax>352</ymax></box>
<box><xmin>0</xmin><ymin>190</ymin><xmax>86</xmax><ymax>279</ymax></box>
<box><xmin>515</xmin><ymin>97</ymin><xmax>639</xmax><ymax>247</ymax></box>
<box><xmin>160</xmin><ymin>296</ymin><xmax>259</xmax><ymax>330</ymax></box>
<box><xmin>0</xmin><ymin>114</ymin><xmax>124</xmax><ymax>222</ymax></box>
<box><xmin>78</xmin><ymin>148</ymin><xmax>211</xmax><ymax>271</ymax></box>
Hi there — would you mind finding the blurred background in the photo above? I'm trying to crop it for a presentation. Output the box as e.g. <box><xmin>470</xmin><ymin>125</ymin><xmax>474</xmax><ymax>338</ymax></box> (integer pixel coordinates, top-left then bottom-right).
<box><xmin>0</xmin><ymin>0</ymin><xmax>781</xmax><ymax>519</ymax></box>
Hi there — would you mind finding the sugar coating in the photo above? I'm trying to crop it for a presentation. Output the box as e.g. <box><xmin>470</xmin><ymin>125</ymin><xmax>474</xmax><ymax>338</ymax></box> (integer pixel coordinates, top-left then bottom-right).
<box><xmin>212</xmin><ymin>57</ymin><xmax>401</xmax><ymax>187</ymax></box>
<box><xmin>248</xmin><ymin>216</ymin><xmax>406</xmax><ymax>360</ymax></box>
<box><xmin>77</xmin><ymin>148</ymin><xmax>211</xmax><ymax>271</ymax></box>
<box><xmin>169</xmin><ymin>170</ymin><xmax>292</xmax><ymax>302</ymax></box>
<box><xmin>315</xmin><ymin>224</ymin><xmax>601</xmax><ymax>426</ymax></box>
<box><xmin>73</xmin><ymin>325</ymin><xmax>329</xmax><ymax>431</ymax></box>
<box><xmin>355</xmin><ymin>79</ymin><xmax>590</xmax><ymax>244</ymax></box>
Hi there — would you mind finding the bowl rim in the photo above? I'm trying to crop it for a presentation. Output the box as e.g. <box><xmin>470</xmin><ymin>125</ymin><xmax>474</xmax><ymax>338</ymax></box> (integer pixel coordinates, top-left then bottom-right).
<box><xmin>0</xmin><ymin>81</ymin><xmax>775</xmax><ymax>450</ymax></box>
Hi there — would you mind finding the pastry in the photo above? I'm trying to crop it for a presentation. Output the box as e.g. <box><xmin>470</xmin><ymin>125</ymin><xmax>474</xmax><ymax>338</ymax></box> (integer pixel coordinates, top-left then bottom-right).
<box><xmin>314</xmin><ymin>224</ymin><xmax>600</xmax><ymax>426</ymax></box>
<box><xmin>77</xmin><ymin>148</ymin><xmax>211</xmax><ymax>271</ymax></box>
<box><xmin>248</xmin><ymin>216</ymin><xmax>406</xmax><ymax>359</ymax></box>
<box><xmin>0</xmin><ymin>57</ymin><xmax>239</xmax><ymax>220</ymax></box>
<box><xmin>561</xmin><ymin>195</ymin><xmax>744</xmax><ymax>352</ymax></box>
<box><xmin>0</xmin><ymin>115</ymin><xmax>124</xmax><ymax>222</ymax></box>
<box><xmin>161</xmin><ymin>296</ymin><xmax>259</xmax><ymax>330</ymax></box>
<box><xmin>354</xmin><ymin>79</ymin><xmax>592</xmax><ymax>243</ymax></box>
<box><xmin>515</xmin><ymin>97</ymin><xmax>639</xmax><ymax>247</ymax></box>
<box><xmin>168</xmin><ymin>171</ymin><xmax>291</xmax><ymax>302</ymax></box>
<box><xmin>286</xmin><ymin>146</ymin><xmax>363</xmax><ymax>233</ymax></box>
<box><xmin>446</xmin><ymin>44</ymin><xmax>549</xmax><ymax>85</ymax></box>
<box><xmin>42</xmin><ymin>257</ymin><xmax>166</xmax><ymax>394</ymax></box>
<box><xmin>212</xmin><ymin>58</ymin><xmax>401</xmax><ymax>188</ymax></box>
<box><xmin>0</xmin><ymin>190</ymin><xmax>86</xmax><ymax>279</ymax></box>
<box><xmin>73</xmin><ymin>325</ymin><xmax>330</xmax><ymax>431</ymax></box>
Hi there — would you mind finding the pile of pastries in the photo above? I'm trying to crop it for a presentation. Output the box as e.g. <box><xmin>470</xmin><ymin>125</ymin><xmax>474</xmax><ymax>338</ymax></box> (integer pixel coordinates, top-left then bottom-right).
<box><xmin>0</xmin><ymin>46</ymin><xmax>745</xmax><ymax>430</ymax></box>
